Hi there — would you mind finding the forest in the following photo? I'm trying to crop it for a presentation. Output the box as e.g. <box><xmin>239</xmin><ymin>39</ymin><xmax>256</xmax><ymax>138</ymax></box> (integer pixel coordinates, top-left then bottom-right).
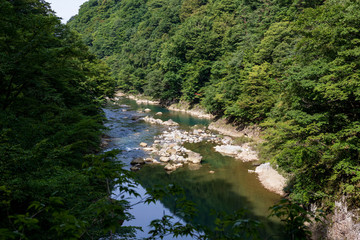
<box><xmin>0</xmin><ymin>0</ymin><xmax>136</xmax><ymax>239</ymax></box>
<box><xmin>69</xmin><ymin>0</ymin><xmax>360</xmax><ymax>211</ymax></box>
<box><xmin>1</xmin><ymin>0</ymin><xmax>360</xmax><ymax>239</ymax></box>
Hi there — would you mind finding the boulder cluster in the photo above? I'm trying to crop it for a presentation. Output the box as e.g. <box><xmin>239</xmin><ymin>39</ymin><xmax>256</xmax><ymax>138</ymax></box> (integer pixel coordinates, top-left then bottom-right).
<box><xmin>132</xmin><ymin>115</ymin><xmax>260</xmax><ymax>173</ymax></box>
<box><xmin>142</xmin><ymin>116</ymin><xmax>179</xmax><ymax>126</ymax></box>
<box><xmin>132</xmin><ymin>125</ymin><xmax>219</xmax><ymax>172</ymax></box>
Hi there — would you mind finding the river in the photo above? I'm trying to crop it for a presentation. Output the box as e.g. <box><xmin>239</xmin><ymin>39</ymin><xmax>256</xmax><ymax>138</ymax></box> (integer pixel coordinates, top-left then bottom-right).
<box><xmin>103</xmin><ymin>97</ymin><xmax>285</xmax><ymax>239</ymax></box>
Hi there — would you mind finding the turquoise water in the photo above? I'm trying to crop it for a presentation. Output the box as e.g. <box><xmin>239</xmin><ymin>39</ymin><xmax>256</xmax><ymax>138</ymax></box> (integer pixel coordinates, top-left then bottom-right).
<box><xmin>104</xmin><ymin>98</ymin><xmax>285</xmax><ymax>239</ymax></box>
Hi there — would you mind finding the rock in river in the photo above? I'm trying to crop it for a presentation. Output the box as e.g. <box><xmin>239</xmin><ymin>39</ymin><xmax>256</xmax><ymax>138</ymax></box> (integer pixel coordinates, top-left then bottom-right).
<box><xmin>130</xmin><ymin>164</ymin><xmax>142</xmax><ymax>171</ymax></box>
<box><xmin>139</xmin><ymin>142</ymin><xmax>148</xmax><ymax>147</ymax></box>
<box><xmin>159</xmin><ymin>156</ymin><xmax>170</xmax><ymax>163</ymax></box>
<box><xmin>214</xmin><ymin>145</ymin><xmax>243</xmax><ymax>156</ymax></box>
<box><xmin>163</xmin><ymin>119</ymin><xmax>179</xmax><ymax>126</ymax></box>
<box><xmin>131</xmin><ymin>158</ymin><xmax>145</xmax><ymax>165</ymax></box>
<box><xmin>187</xmin><ymin>151</ymin><xmax>202</xmax><ymax>164</ymax></box>
<box><xmin>164</xmin><ymin>164</ymin><xmax>176</xmax><ymax>171</ymax></box>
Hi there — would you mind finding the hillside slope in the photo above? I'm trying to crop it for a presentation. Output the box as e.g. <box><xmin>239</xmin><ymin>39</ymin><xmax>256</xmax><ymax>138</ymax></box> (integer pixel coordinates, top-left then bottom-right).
<box><xmin>69</xmin><ymin>0</ymin><xmax>360</xmax><ymax>236</ymax></box>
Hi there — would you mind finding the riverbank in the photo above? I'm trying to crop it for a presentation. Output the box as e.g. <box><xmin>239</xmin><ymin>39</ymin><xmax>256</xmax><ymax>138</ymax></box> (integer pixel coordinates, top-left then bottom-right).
<box><xmin>112</xmin><ymin>91</ymin><xmax>286</xmax><ymax>196</ymax></box>
<box><xmin>168</xmin><ymin>101</ymin><xmax>214</xmax><ymax>119</ymax></box>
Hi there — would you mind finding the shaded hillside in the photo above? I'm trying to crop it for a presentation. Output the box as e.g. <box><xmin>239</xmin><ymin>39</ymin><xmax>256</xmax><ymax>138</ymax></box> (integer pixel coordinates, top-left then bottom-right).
<box><xmin>0</xmin><ymin>0</ymin><xmax>135</xmax><ymax>239</ymax></box>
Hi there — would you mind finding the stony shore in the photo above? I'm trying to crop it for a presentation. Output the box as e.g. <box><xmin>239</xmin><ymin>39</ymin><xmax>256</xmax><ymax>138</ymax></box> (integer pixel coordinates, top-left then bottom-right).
<box><xmin>112</xmin><ymin>92</ymin><xmax>287</xmax><ymax>196</ymax></box>
<box><xmin>168</xmin><ymin>101</ymin><xmax>214</xmax><ymax>119</ymax></box>
<box><xmin>208</xmin><ymin>118</ymin><xmax>262</xmax><ymax>142</ymax></box>
<box><xmin>114</xmin><ymin>91</ymin><xmax>160</xmax><ymax>105</ymax></box>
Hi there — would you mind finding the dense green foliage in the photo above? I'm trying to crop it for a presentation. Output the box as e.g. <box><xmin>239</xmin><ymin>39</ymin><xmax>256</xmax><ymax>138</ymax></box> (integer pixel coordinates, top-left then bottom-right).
<box><xmin>0</xmin><ymin>0</ymin><xmax>138</xmax><ymax>239</ymax></box>
<box><xmin>70</xmin><ymin>0</ymin><xmax>360</xmax><ymax>210</ymax></box>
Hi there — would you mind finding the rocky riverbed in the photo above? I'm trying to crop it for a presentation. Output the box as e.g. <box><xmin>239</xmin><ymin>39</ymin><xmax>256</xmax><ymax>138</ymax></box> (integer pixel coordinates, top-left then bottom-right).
<box><xmin>111</xmin><ymin>95</ymin><xmax>287</xmax><ymax>196</ymax></box>
<box><xmin>132</xmin><ymin>117</ymin><xmax>224</xmax><ymax>172</ymax></box>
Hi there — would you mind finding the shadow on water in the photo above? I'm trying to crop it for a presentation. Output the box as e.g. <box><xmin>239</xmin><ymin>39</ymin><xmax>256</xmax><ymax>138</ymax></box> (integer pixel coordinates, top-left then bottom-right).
<box><xmin>104</xmin><ymin>99</ymin><xmax>286</xmax><ymax>239</ymax></box>
<box><xmin>136</xmin><ymin>155</ymin><xmax>286</xmax><ymax>239</ymax></box>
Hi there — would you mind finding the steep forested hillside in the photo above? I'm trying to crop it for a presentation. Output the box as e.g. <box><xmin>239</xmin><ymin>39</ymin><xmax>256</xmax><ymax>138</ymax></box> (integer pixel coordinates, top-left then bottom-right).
<box><xmin>0</xmin><ymin>0</ymin><xmax>134</xmax><ymax>239</ymax></box>
<box><xmin>70</xmin><ymin>0</ymin><xmax>360</xmax><ymax>213</ymax></box>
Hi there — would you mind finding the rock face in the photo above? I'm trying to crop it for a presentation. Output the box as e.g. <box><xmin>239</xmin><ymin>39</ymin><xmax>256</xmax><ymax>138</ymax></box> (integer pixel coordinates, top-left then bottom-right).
<box><xmin>311</xmin><ymin>197</ymin><xmax>360</xmax><ymax>240</ymax></box>
<box><xmin>208</xmin><ymin>118</ymin><xmax>262</xmax><ymax>141</ymax></box>
<box><xmin>168</xmin><ymin>101</ymin><xmax>214</xmax><ymax>119</ymax></box>
<box><xmin>255</xmin><ymin>163</ymin><xmax>286</xmax><ymax>196</ymax></box>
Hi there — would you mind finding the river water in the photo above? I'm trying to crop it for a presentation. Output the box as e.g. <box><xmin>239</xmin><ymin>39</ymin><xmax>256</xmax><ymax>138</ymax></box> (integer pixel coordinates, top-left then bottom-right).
<box><xmin>104</xmin><ymin>98</ymin><xmax>285</xmax><ymax>239</ymax></box>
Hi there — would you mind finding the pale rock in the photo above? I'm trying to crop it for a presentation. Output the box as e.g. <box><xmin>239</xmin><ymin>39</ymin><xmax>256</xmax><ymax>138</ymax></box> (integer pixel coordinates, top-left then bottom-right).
<box><xmin>237</xmin><ymin>148</ymin><xmax>258</xmax><ymax>162</ymax></box>
<box><xmin>187</xmin><ymin>151</ymin><xmax>202</xmax><ymax>164</ymax></box>
<box><xmin>155</xmin><ymin>112</ymin><xmax>163</xmax><ymax>116</ymax></box>
<box><xmin>176</xmin><ymin>156</ymin><xmax>186</xmax><ymax>162</ymax></box>
<box><xmin>163</xmin><ymin>119</ymin><xmax>179</xmax><ymax>126</ymax></box>
<box><xmin>255</xmin><ymin>163</ymin><xmax>286</xmax><ymax>196</ymax></box>
<box><xmin>144</xmin><ymin>108</ymin><xmax>151</xmax><ymax>112</ymax></box>
<box><xmin>166</xmin><ymin>148</ymin><xmax>177</xmax><ymax>155</ymax></box>
<box><xmin>169</xmin><ymin>143</ymin><xmax>177</xmax><ymax>148</ymax></box>
<box><xmin>143</xmin><ymin>147</ymin><xmax>154</xmax><ymax>152</ymax></box>
<box><xmin>169</xmin><ymin>155</ymin><xmax>179</xmax><ymax>161</ymax></box>
<box><xmin>214</xmin><ymin>145</ymin><xmax>243</xmax><ymax>156</ymax></box>
<box><xmin>160</xmin><ymin>156</ymin><xmax>170</xmax><ymax>163</ymax></box>
<box><xmin>174</xmin><ymin>163</ymin><xmax>183</xmax><ymax>168</ymax></box>
<box><xmin>140</xmin><ymin>142</ymin><xmax>148</xmax><ymax>147</ymax></box>
<box><xmin>223</xmin><ymin>136</ymin><xmax>233</xmax><ymax>144</ymax></box>
<box><xmin>164</xmin><ymin>164</ymin><xmax>176</xmax><ymax>171</ymax></box>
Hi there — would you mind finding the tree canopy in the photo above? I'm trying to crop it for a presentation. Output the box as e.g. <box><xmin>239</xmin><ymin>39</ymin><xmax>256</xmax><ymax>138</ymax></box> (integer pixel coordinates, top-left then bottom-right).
<box><xmin>0</xmin><ymin>1</ymin><xmax>132</xmax><ymax>239</ymax></box>
<box><xmin>69</xmin><ymin>0</ymin><xmax>360</xmax><ymax>210</ymax></box>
